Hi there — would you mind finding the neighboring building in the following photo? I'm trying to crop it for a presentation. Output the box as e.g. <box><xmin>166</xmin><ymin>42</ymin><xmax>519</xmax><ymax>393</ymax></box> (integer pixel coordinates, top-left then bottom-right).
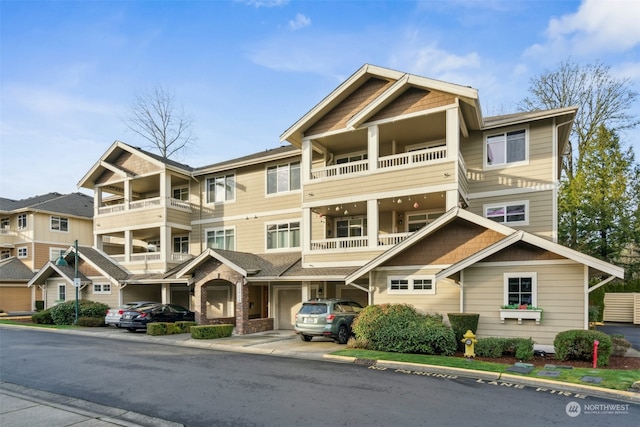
<box><xmin>28</xmin><ymin>65</ymin><xmax>623</xmax><ymax>345</ymax></box>
<box><xmin>0</xmin><ymin>192</ymin><xmax>94</xmax><ymax>311</ymax></box>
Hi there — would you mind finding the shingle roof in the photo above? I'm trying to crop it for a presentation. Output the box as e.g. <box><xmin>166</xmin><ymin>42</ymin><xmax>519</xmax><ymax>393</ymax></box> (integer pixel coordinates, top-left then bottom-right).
<box><xmin>279</xmin><ymin>260</ymin><xmax>357</xmax><ymax>278</ymax></box>
<box><xmin>211</xmin><ymin>249</ymin><xmax>301</xmax><ymax>277</ymax></box>
<box><xmin>193</xmin><ymin>145</ymin><xmax>299</xmax><ymax>174</ymax></box>
<box><xmin>0</xmin><ymin>192</ymin><xmax>94</xmax><ymax>218</ymax></box>
<box><xmin>77</xmin><ymin>246</ymin><xmax>129</xmax><ymax>280</ymax></box>
<box><xmin>0</xmin><ymin>257</ymin><xmax>35</xmax><ymax>282</ymax></box>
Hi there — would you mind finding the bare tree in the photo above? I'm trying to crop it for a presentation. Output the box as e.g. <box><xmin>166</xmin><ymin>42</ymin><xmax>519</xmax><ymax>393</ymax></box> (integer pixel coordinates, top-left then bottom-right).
<box><xmin>125</xmin><ymin>85</ymin><xmax>196</xmax><ymax>159</ymax></box>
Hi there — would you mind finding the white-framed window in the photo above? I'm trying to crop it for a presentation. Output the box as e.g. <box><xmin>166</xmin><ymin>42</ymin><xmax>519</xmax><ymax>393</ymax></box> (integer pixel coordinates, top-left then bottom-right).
<box><xmin>50</xmin><ymin>247</ymin><xmax>66</xmax><ymax>262</ymax></box>
<box><xmin>335</xmin><ymin>151</ymin><xmax>368</xmax><ymax>164</ymax></box>
<box><xmin>0</xmin><ymin>217</ymin><xmax>9</xmax><ymax>229</ymax></box>
<box><xmin>267</xmin><ymin>221</ymin><xmax>300</xmax><ymax>250</ymax></box>
<box><xmin>58</xmin><ymin>284</ymin><xmax>66</xmax><ymax>301</ymax></box>
<box><xmin>93</xmin><ymin>283</ymin><xmax>111</xmax><ymax>294</ymax></box>
<box><xmin>267</xmin><ymin>161</ymin><xmax>300</xmax><ymax>195</ymax></box>
<box><xmin>206</xmin><ymin>227</ymin><xmax>235</xmax><ymax>251</ymax></box>
<box><xmin>388</xmin><ymin>275</ymin><xmax>436</xmax><ymax>294</ymax></box>
<box><xmin>173</xmin><ymin>236</ymin><xmax>189</xmax><ymax>254</ymax></box>
<box><xmin>206</xmin><ymin>173</ymin><xmax>235</xmax><ymax>203</ymax></box>
<box><xmin>50</xmin><ymin>216</ymin><xmax>69</xmax><ymax>232</ymax></box>
<box><xmin>1</xmin><ymin>249</ymin><xmax>10</xmax><ymax>259</ymax></box>
<box><xmin>406</xmin><ymin>211</ymin><xmax>444</xmax><ymax>232</ymax></box>
<box><xmin>17</xmin><ymin>214</ymin><xmax>27</xmax><ymax>230</ymax></box>
<box><xmin>336</xmin><ymin>217</ymin><xmax>367</xmax><ymax>238</ymax></box>
<box><xmin>17</xmin><ymin>247</ymin><xmax>27</xmax><ymax>258</ymax></box>
<box><xmin>484</xmin><ymin>201</ymin><xmax>528</xmax><ymax>226</ymax></box>
<box><xmin>485</xmin><ymin>128</ymin><xmax>527</xmax><ymax>167</ymax></box>
<box><xmin>172</xmin><ymin>186</ymin><xmax>189</xmax><ymax>201</ymax></box>
<box><xmin>504</xmin><ymin>272</ymin><xmax>537</xmax><ymax>306</ymax></box>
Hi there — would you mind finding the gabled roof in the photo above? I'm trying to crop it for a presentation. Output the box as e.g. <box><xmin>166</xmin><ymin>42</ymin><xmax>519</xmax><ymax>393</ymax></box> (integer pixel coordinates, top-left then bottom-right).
<box><xmin>483</xmin><ymin>106</ymin><xmax>577</xmax><ymax>130</ymax></box>
<box><xmin>193</xmin><ymin>145</ymin><xmax>299</xmax><ymax>176</ymax></box>
<box><xmin>346</xmin><ymin>207</ymin><xmax>623</xmax><ymax>283</ymax></box>
<box><xmin>280</xmin><ymin>64</ymin><xmax>482</xmax><ymax>146</ymax></box>
<box><xmin>0</xmin><ymin>192</ymin><xmax>93</xmax><ymax>218</ymax></box>
<box><xmin>77</xmin><ymin>140</ymin><xmax>194</xmax><ymax>190</ymax></box>
<box><xmin>0</xmin><ymin>257</ymin><xmax>35</xmax><ymax>282</ymax></box>
<box><xmin>27</xmin><ymin>260</ymin><xmax>91</xmax><ymax>287</ymax></box>
<box><xmin>176</xmin><ymin>249</ymin><xmax>301</xmax><ymax>279</ymax></box>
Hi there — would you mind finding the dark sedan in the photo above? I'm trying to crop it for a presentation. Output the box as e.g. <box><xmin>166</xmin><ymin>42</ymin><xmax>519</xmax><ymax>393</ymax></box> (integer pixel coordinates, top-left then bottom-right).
<box><xmin>120</xmin><ymin>304</ymin><xmax>195</xmax><ymax>332</ymax></box>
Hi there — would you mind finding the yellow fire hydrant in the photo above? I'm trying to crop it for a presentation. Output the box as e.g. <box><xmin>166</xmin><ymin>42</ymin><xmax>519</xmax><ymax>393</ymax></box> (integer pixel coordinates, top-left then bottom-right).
<box><xmin>461</xmin><ymin>330</ymin><xmax>477</xmax><ymax>358</ymax></box>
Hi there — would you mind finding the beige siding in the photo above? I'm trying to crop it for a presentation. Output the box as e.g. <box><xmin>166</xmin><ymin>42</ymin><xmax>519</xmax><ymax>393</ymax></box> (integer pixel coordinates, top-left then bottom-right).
<box><xmin>464</xmin><ymin>120</ymin><xmax>555</xmax><ymax>194</ymax></box>
<box><xmin>603</xmin><ymin>293</ymin><xmax>635</xmax><ymax>323</ymax></box>
<box><xmin>303</xmin><ymin>249</ymin><xmax>384</xmax><ymax>265</ymax></box>
<box><xmin>122</xmin><ymin>284</ymin><xmax>162</xmax><ymax>303</ymax></box>
<box><xmin>97</xmin><ymin>207</ymin><xmax>165</xmax><ymax>231</ymax></box>
<box><xmin>464</xmin><ymin>263</ymin><xmax>584</xmax><ymax>345</ymax></box>
<box><xmin>304</xmin><ymin>161</ymin><xmax>456</xmax><ymax>203</ymax></box>
<box><xmin>467</xmin><ymin>190</ymin><xmax>555</xmax><ymax>240</ymax></box>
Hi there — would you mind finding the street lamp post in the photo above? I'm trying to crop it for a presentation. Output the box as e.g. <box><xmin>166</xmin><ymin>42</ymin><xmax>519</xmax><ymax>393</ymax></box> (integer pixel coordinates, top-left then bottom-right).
<box><xmin>74</xmin><ymin>239</ymin><xmax>79</xmax><ymax>324</ymax></box>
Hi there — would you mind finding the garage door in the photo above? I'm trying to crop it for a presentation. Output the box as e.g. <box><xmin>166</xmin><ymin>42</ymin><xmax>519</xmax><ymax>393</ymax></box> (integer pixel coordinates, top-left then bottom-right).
<box><xmin>277</xmin><ymin>288</ymin><xmax>302</xmax><ymax>330</ymax></box>
<box><xmin>0</xmin><ymin>287</ymin><xmax>31</xmax><ymax>312</ymax></box>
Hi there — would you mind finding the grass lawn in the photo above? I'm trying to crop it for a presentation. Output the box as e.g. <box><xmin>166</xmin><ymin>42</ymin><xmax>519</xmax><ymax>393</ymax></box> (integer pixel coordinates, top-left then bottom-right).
<box><xmin>332</xmin><ymin>349</ymin><xmax>638</xmax><ymax>391</ymax></box>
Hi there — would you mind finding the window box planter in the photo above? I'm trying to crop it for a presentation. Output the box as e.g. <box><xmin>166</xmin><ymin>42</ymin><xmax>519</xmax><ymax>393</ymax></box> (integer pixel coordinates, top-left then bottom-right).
<box><xmin>499</xmin><ymin>308</ymin><xmax>542</xmax><ymax>325</ymax></box>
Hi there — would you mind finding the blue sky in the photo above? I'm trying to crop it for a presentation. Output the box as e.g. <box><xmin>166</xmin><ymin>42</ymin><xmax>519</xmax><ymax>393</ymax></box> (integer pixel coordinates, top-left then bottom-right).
<box><xmin>1</xmin><ymin>0</ymin><xmax>639</xmax><ymax>200</ymax></box>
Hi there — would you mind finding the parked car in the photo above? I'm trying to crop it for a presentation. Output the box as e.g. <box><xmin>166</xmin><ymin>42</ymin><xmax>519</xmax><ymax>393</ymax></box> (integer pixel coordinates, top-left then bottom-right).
<box><xmin>120</xmin><ymin>303</ymin><xmax>195</xmax><ymax>332</ymax></box>
<box><xmin>294</xmin><ymin>298</ymin><xmax>364</xmax><ymax>344</ymax></box>
<box><xmin>105</xmin><ymin>301</ymin><xmax>159</xmax><ymax>327</ymax></box>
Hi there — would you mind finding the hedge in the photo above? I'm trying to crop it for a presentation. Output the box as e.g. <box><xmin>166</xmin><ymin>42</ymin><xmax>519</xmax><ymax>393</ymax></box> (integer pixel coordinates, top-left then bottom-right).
<box><xmin>475</xmin><ymin>337</ymin><xmax>535</xmax><ymax>361</ymax></box>
<box><xmin>31</xmin><ymin>309</ymin><xmax>54</xmax><ymax>324</ymax></box>
<box><xmin>50</xmin><ymin>300</ymin><xmax>110</xmax><ymax>325</ymax></box>
<box><xmin>191</xmin><ymin>324</ymin><xmax>234</xmax><ymax>339</ymax></box>
<box><xmin>553</xmin><ymin>329</ymin><xmax>612</xmax><ymax>367</ymax></box>
<box><xmin>447</xmin><ymin>313</ymin><xmax>480</xmax><ymax>351</ymax></box>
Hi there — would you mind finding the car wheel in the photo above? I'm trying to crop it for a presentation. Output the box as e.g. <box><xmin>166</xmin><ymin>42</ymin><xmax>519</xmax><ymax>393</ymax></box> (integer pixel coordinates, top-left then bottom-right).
<box><xmin>336</xmin><ymin>325</ymin><xmax>349</xmax><ymax>344</ymax></box>
<box><xmin>126</xmin><ymin>328</ymin><xmax>136</xmax><ymax>332</ymax></box>
<box><xmin>300</xmin><ymin>334</ymin><xmax>312</xmax><ymax>342</ymax></box>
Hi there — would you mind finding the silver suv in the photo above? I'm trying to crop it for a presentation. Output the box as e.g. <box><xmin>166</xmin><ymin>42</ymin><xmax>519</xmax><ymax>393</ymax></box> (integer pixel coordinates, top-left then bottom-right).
<box><xmin>294</xmin><ymin>298</ymin><xmax>363</xmax><ymax>344</ymax></box>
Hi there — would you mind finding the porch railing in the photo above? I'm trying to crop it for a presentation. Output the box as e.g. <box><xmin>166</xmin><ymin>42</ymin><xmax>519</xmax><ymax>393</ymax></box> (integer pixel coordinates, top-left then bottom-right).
<box><xmin>310</xmin><ymin>236</ymin><xmax>368</xmax><ymax>250</ymax></box>
<box><xmin>378</xmin><ymin>146</ymin><xmax>447</xmax><ymax>169</ymax></box>
<box><xmin>310</xmin><ymin>159</ymin><xmax>369</xmax><ymax>180</ymax></box>
<box><xmin>377</xmin><ymin>232</ymin><xmax>412</xmax><ymax>247</ymax></box>
<box><xmin>98</xmin><ymin>197</ymin><xmax>191</xmax><ymax>215</ymax></box>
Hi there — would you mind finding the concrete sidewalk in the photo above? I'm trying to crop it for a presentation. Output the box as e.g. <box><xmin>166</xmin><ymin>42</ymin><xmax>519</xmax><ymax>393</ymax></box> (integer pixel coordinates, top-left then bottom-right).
<box><xmin>1</xmin><ymin>323</ymin><xmax>640</xmax><ymax>426</ymax></box>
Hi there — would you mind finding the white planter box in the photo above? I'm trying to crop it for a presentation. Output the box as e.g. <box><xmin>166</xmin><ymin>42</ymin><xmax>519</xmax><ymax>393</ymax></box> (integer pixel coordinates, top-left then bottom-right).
<box><xmin>499</xmin><ymin>309</ymin><xmax>542</xmax><ymax>325</ymax></box>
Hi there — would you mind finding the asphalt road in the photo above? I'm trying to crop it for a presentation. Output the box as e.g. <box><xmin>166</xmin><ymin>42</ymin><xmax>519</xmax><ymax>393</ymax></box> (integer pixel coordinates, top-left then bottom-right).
<box><xmin>1</xmin><ymin>328</ymin><xmax>638</xmax><ymax>427</ymax></box>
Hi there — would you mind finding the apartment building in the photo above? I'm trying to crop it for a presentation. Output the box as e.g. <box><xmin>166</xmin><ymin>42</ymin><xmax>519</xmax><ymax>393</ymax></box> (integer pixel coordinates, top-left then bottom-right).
<box><xmin>28</xmin><ymin>65</ymin><xmax>622</xmax><ymax>344</ymax></box>
<box><xmin>0</xmin><ymin>192</ymin><xmax>93</xmax><ymax>312</ymax></box>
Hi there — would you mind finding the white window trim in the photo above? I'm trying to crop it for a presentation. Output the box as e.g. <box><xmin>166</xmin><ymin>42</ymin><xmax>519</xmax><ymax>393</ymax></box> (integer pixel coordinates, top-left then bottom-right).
<box><xmin>17</xmin><ymin>246</ymin><xmax>28</xmax><ymax>258</ymax></box>
<box><xmin>93</xmin><ymin>283</ymin><xmax>111</xmax><ymax>294</ymax></box>
<box><xmin>387</xmin><ymin>275</ymin><xmax>436</xmax><ymax>295</ymax></box>
<box><xmin>265</xmin><ymin>219</ymin><xmax>301</xmax><ymax>251</ymax></box>
<box><xmin>334</xmin><ymin>150</ymin><xmax>368</xmax><ymax>163</ymax></box>
<box><xmin>483</xmin><ymin>125</ymin><xmax>529</xmax><ymax>169</ymax></box>
<box><xmin>404</xmin><ymin>210</ymin><xmax>445</xmax><ymax>232</ymax></box>
<box><xmin>204</xmin><ymin>226</ymin><xmax>236</xmax><ymax>251</ymax></box>
<box><xmin>173</xmin><ymin>235</ymin><xmax>190</xmax><ymax>253</ymax></box>
<box><xmin>58</xmin><ymin>284</ymin><xmax>66</xmax><ymax>302</ymax></box>
<box><xmin>483</xmin><ymin>200</ymin><xmax>529</xmax><ymax>226</ymax></box>
<box><xmin>17</xmin><ymin>214</ymin><xmax>27</xmax><ymax>230</ymax></box>
<box><xmin>503</xmin><ymin>272</ymin><xmax>537</xmax><ymax>306</ymax></box>
<box><xmin>265</xmin><ymin>161</ymin><xmax>301</xmax><ymax>197</ymax></box>
<box><xmin>172</xmin><ymin>186</ymin><xmax>189</xmax><ymax>201</ymax></box>
<box><xmin>205</xmin><ymin>173</ymin><xmax>236</xmax><ymax>205</ymax></box>
<box><xmin>50</xmin><ymin>215</ymin><xmax>69</xmax><ymax>233</ymax></box>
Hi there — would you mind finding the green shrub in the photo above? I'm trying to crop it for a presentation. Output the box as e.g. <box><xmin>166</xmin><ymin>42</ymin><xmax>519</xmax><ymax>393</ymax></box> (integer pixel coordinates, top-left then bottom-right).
<box><xmin>175</xmin><ymin>321</ymin><xmax>196</xmax><ymax>334</ymax></box>
<box><xmin>76</xmin><ymin>316</ymin><xmax>105</xmax><ymax>327</ymax></box>
<box><xmin>49</xmin><ymin>300</ymin><xmax>110</xmax><ymax>325</ymax></box>
<box><xmin>554</xmin><ymin>329</ymin><xmax>612</xmax><ymax>367</ymax></box>
<box><xmin>610</xmin><ymin>334</ymin><xmax>632</xmax><ymax>357</ymax></box>
<box><xmin>346</xmin><ymin>336</ymin><xmax>370</xmax><ymax>349</ymax></box>
<box><xmin>191</xmin><ymin>324</ymin><xmax>234</xmax><ymax>339</ymax></box>
<box><xmin>351</xmin><ymin>304</ymin><xmax>456</xmax><ymax>355</ymax></box>
<box><xmin>147</xmin><ymin>322</ymin><xmax>168</xmax><ymax>336</ymax></box>
<box><xmin>475</xmin><ymin>337</ymin><xmax>534</xmax><ymax>361</ymax></box>
<box><xmin>447</xmin><ymin>313</ymin><xmax>480</xmax><ymax>351</ymax></box>
<box><xmin>31</xmin><ymin>309</ymin><xmax>54</xmax><ymax>324</ymax></box>
<box><xmin>588</xmin><ymin>305</ymin><xmax>600</xmax><ymax>323</ymax></box>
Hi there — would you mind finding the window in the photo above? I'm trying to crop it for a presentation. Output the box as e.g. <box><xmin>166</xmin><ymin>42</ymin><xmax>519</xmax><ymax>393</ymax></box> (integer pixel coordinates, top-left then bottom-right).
<box><xmin>388</xmin><ymin>275</ymin><xmax>436</xmax><ymax>294</ymax></box>
<box><xmin>486</xmin><ymin>129</ymin><xmax>526</xmax><ymax>166</ymax></box>
<box><xmin>58</xmin><ymin>284</ymin><xmax>66</xmax><ymax>301</ymax></box>
<box><xmin>1</xmin><ymin>249</ymin><xmax>10</xmax><ymax>259</ymax></box>
<box><xmin>485</xmin><ymin>201</ymin><xmax>528</xmax><ymax>225</ymax></box>
<box><xmin>93</xmin><ymin>283</ymin><xmax>111</xmax><ymax>294</ymax></box>
<box><xmin>336</xmin><ymin>218</ymin><xmax>366</xmax><ymax>238</ymax></box>
<box><xmin>50</xmin><ymin>248</ymin><xmax>66</xmax><ymax>261</ymax></box>
<box><xmin>504</xmin><ymin>273</ymin><xmax>537</xmax><ymax>306</ymax></box>
<box><xmin>172</xmin><ymin>187</ymin><xmax>189</xmax><ymax>201</ymax></box>
<box><xmin>267</xmin><ymin>161</ymin><xmax>300</xmax><ymax>194</ymax></box>
<box><xmin>51</xmin><ymin>216</ymin><xmax>69</xmax><ymax>232</ymax></box>
<box><xmin>0</xmin><ymin>217</ymin><xmax>9</xmax><ymax>229</ymax></box>
<box><xmin>406</xmin><ymin>211</ymin><xmax>444</xmax><ymax>232</ymax></box>
<box><xmin>206</xmin><ymin>228</ymin><xmax>235</xmax><ymax>251</ymax></box>
<box><xmin>336</xmin><ymin>152</ymin><xmax>368</xmax><ymax>164</ymax></box>
<box><xmin>17</xmin><ymin>214</ymin><xmax>27</xmax><ymax>230</ymax></box>
<box><xmin>173</xmin><ymin>236</ymin><xmax>189</xmax><ymax>254</ymax></box>
<box><xmin>267</xmin><ymin>221</ymin><xmax>300</xmax><ymax>250</ymax></box>
<box><xmin>206</xmin><ymin>174</ymin><xmax>235</xmax><ymax>203</ymax></box>
<box><xmin>17</xmin><ymin>247</ymin><xmax>27</xmax><ymax>258</ymax></box>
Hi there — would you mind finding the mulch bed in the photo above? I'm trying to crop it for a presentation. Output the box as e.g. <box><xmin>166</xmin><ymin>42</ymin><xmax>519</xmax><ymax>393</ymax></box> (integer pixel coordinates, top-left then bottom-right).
<box><xmin>457</xmin><ymin>351</ymin><xmax>640</xmax><ymax>370</ymax></box>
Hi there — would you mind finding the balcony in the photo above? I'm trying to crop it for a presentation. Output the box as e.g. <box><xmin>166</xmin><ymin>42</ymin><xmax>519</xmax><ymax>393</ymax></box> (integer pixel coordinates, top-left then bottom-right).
<box><xmin>98</xmin><ymin>197</ymin><xmax>191</xmax><ymax>215</ymax></box>
<box><xmin>110</xmin><ymin>252</ymin><xmax>193</xmax><ymax>263</ymax></box>
<box><xmin>309</xmin><ymin>232</ymin><xmax>412</xmax><ymax>252</ymax></box>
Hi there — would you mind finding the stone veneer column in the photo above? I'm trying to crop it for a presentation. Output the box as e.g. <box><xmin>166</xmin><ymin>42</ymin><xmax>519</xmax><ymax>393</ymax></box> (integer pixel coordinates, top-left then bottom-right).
<box><xmin>235</xmin><ymin>280</ymin><xmax>249</xmax><ymax>335</ymax></box>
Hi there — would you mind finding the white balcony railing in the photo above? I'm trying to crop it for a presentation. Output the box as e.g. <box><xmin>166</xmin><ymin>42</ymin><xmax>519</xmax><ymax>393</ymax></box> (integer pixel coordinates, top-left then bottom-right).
<box><xmin>310</xmin><ymin>236</ymin><xmax>368</xmax><ymax>250</ymax></box>
<box><xmin>98</xmin><ymin>197</ymin><xmax>191</xmax><ymax>215</ymax></box>
<box><xmin>377</xmin><ymin>232</ymin><xmax>412</xmax><ymax>247</ymax></box>
<box><xmin>310</xmin><ymin>159</ymin><xmax>368</xmax><ymax>180</ymax></box>
<box><xmin>130</xmin><ymin>197</ymin><xmax>162</xmax><ymax>210</ymax></box>
<box><xmin>108</xmin><ymin>252</ymin><xmax>191</xmax><ymax>263</ymax></box>
<box><xmin>378</xmin><ymin>146</ymin><xmax>447</xmax><ymax>169</ymax></box>
<box><xmin>172</xmin><ymin>252</ymin><xmax>193</xmax><ymax>261</ymax></box>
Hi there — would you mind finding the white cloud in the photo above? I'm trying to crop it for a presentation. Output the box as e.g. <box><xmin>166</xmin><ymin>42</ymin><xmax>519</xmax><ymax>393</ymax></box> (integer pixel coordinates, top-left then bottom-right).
<box><xmin>526</xmin><ymin>0</ymin><xmax>640</xmax><ymax>59</ymax></box>
<box><xmin>289</xmin><ymin>13</ymin><xmax>311</xmax><ymax>30</ymax></box>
